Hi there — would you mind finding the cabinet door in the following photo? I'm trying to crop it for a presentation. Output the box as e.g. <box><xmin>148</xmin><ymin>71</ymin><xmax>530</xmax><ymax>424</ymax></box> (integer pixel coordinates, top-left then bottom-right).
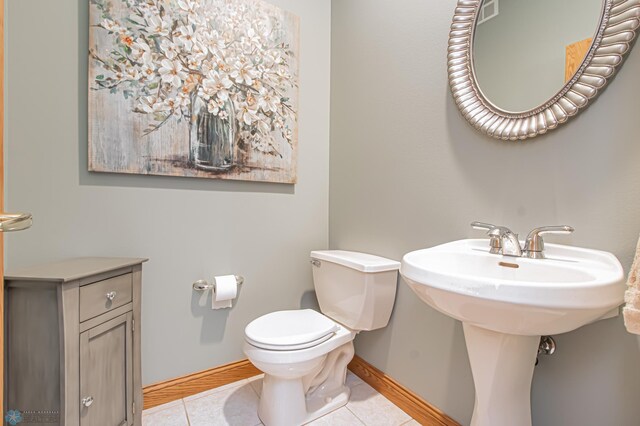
<box><xmin>80</xmin><ymin>312</ymin><xmax>133</xmax><ymax>426</ymax></box>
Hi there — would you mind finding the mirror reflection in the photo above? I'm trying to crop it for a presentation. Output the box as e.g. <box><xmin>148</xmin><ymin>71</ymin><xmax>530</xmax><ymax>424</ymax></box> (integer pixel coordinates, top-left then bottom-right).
<box><xmin>472</xmin><ymin>0</ymin><xmax>604</xmax><ymax>113</ymax></box>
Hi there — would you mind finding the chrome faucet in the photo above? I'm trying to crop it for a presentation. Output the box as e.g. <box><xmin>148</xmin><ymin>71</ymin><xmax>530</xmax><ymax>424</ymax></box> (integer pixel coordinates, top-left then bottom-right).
<box><xmin>471</xmin><ymin>222</ymin><xmax>522</xmax><ymax>257</ymax></box>
<box><xmin>471</xmin><ymin>222</ymin><xmax>574</xmax><ymax>259</ymax></box>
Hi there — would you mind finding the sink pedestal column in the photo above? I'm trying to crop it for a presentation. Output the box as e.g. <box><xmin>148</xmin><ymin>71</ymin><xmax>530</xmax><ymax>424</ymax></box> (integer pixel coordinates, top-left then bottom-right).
<box><xmin>463</xmin><ymin>323</ymin><xmax>539</xmax><ymax>426</ymax></box>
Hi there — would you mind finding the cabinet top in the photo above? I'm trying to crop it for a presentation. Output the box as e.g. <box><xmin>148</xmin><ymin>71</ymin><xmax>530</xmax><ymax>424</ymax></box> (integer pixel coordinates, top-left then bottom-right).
<box><xmin>5</xmin><ymin>257</ymin><xmax>148</xmax><ymax>282</ymax></box>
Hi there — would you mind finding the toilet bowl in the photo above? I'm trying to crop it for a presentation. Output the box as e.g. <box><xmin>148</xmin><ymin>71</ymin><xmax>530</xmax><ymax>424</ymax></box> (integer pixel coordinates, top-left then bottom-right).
<box><xmin>244</xmin><ymin>310</ymin><xmax>357</xmax><ymax>425</ymax></box>
<box><xmin>244</xmin><ymin>250</ymin><xmax>400</xmax><ymax>426</ymax></box>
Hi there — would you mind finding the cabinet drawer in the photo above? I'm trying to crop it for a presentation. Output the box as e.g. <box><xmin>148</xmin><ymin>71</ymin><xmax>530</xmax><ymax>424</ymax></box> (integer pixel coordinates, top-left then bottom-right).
<box><xmin>80</xmin><ymin>274</ymin><xmax>133</xmax><ymax>322</ymax></box>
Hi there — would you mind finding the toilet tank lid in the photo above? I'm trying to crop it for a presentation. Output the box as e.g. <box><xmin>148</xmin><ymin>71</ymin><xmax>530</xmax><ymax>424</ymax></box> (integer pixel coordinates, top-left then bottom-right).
<box><xmin>310</xmin><ymin>250</ymin><xmax>400</xmax><ymax>273</ymax></box>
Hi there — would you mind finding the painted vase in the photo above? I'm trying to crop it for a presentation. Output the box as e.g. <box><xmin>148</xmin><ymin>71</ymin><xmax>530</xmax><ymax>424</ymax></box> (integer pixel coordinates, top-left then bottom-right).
<box><xmin>189</xmin><ymin>97</ymin><xmax>235</xmax><ymax>171</ymax></box>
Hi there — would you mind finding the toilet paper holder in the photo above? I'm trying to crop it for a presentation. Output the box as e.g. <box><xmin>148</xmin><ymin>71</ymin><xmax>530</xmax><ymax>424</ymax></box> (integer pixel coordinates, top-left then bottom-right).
<box><xmin>192</xmin><ymin>275</ymin><xmax>244</xmax><ymax>291</ymax></box>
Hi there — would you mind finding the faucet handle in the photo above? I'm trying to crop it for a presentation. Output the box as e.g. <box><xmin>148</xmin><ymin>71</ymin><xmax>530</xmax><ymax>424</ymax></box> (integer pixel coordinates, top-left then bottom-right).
<box><xmin>524</xmin><ymin>225</ymin><xmax>574</xmax><ymax>259</ymax></box>
<box><xmin>471</xmin><ymin>222</ymin><xmax>513</xmax><ymax>237</ymax></box>
<box><xmin>470</xmin><ymin>221</ymin><xmax>498</xmax><ymax>231</ymax></box>
<box><xmin>470</xmin><ymin>221</ymin><xmax>503</xmax><ymax>254</ymax></box>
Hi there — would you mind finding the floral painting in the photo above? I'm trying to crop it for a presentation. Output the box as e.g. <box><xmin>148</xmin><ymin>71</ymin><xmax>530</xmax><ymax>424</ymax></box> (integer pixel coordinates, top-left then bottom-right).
<box><xmin>88</xmin><ymin>0</ymin><xmax>299</xmax><ymax>183</ymax></box>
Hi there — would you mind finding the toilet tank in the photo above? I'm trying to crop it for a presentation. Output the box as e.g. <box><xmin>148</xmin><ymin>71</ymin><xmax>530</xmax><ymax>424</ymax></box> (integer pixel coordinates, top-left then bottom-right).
<box><xmin>310</xmin><ymin>250</ymin><xmax>400</xmax><ymax>331</ymax></box>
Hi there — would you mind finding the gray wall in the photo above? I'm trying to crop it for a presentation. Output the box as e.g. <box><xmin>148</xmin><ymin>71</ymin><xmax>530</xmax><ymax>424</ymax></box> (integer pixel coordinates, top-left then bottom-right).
<box><xmin>330</xmin><ymin>1</ymin><xmax>640</xmax><ymax>425</ymax></box>
<box><xmin>7</xmin><ymin>0</ymin><xmax>640</xmax><ymax>424</ymax></box>
<box><xmin>5</xmin><ymin>0</ymin><xmax>331</xmax><ymax>386</ymax></box>
<box><xmin>474</xmin><ymin>0</ymin><xmax>602</xmax><ymax>112</ymax></box>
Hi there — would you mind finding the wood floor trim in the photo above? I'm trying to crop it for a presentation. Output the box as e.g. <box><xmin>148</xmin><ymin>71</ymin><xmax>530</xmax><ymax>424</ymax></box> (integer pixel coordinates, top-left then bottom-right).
<box><xmin>143</xmin><ymin>355</ymin><xmax>460</xmax><ymax>426</ymax></box>
<box><xmin>142</xmin><ymin>359</ymin><xmax>260</xmax><ymax>410</ymax></box>
<box><xmin>347</xmin><ymin>355</ymin><xmax>461</xmax><ymax>426</ymax></box>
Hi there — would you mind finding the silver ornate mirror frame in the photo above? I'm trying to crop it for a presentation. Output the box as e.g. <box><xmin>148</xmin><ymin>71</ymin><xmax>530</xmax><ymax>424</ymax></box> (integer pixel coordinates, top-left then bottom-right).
<box><xmin>448</xmin><ymin>0</ymin><xmax>640</xmax><ymax>140</ymax></box>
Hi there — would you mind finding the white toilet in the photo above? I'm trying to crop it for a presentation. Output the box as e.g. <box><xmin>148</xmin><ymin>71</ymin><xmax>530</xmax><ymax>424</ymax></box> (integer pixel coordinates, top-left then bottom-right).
<box><xmin>244</xmin><ymin>250</ymin><xmax>400</xmax><ymax>426</ymax></box>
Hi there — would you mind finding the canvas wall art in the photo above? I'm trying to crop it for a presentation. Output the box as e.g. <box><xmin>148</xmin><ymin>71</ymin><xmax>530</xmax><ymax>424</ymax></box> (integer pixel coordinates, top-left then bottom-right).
<box><xmin>88</xmin><ymin>0</ymin><xmax>299</xmax><ymax>183</ymax></box>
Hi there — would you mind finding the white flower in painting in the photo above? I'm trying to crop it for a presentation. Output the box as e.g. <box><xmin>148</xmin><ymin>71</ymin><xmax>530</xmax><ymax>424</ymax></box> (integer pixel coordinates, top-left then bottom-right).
<box><xmin>187</xmin><ymin>57</ymin><xmax>200</xmax><ymax>71</ymax></box>
<box><xmin>207</xmin><ymin>99</ymin><xmax>224</xmax><ymax>115</ymax></box>
<box><xmin>186</xmin><ymin>45</ymin><xmax>208</xmax><ymax>70</ymax></box>
<box><xmin>263</xmin><ymin>50</ymin><xmax>283</xmax><ymax>68</ymax></box>
<box><xmin>177</xmin><ymin>0</ymin><xmax>199</xmax><ymax>22</ymax></box>
<box><xmin>241</xmin><ymin>28</ymin><xmax>261</xmax><ymax>49</ymax></box>
<box><xmin>140</xmin><ymin>63</ymin><xmax>156</xmax><ymax>80</ymax></box>
<box><xmin>251</xmin><ymin>79</ymin><xmax>264</xmax><ymax>92</ymax></box>
<box><xmin>160</xmin><ymin>39</ymin><xmax>179</xmax><ymax>60</ymax></box>
<box><xmin>147</xmin><ymin>15</ymin><xmax>171</xmax><ymax>37</ymax></box>
<box><xmin>139</xmin><ymin>97</ymin><xmax>153</xmax><ymax>113</ymax></box>
<box><xmin>176</xmin><ymin>91</ymin><xmax>191</xmax><ymax>108</ymax></box>
<box><xmin>218</xmin><ymin>110</ymin><xmax>229</xmax><ymax>120</ymax></box>
<box><xmin>131</xmin><ymin>41</ymin><xmax>150</xmax><ymax>61</ymax></box>
<box><xmin>126</xmin><ymin>67</ymin><xmax>142</xmax><ymax>81</ymax></box>
<box><xmin>217</xmin><ymin>60</ymin><xmax>233</xmax><ymax>76</ymax></box>
<box><xmin>201</xmin><ymin>71</ymin><xmax>233</xmax><ymax>101</ymax></box>
<box><xmin>188</xmin><ymin>41</ymin><xmax>208</xmax><ymax>64</ymax></box>
<box><xmin>236</xmin><ymin>100</ymin><xmax>260</xmax><ymax>126</ymax></box>
<box><xmin>231</xmin><ymin>59</ymin><xmax>258</xmax><ymax>86</ymax></box>
<box><xmin>101</xmin><ymin>19</ymin><xmax>121</xmax><ymax>33</ymax></box>
<box><xmin>159</xmin><ymin>59</ymin><xmax>188</xmax><ymax>87</ymax></box>
<box><xmin>182</xmin><ymin>74</ymin><xmax>200</xmax><ymax>94</ymax></box>
<box><xmin>199</xmin><ymin>59</ymin><xmax>215</xmax><ymax>75</ymax></box>
<box><xmin>117</xmin><ymin>25</ymin><xmax>130</xmax><ymax>37</ymax></box>
<box><xmin>256</xmin><ymin>88</ymin><xmax>279</xmax><ymax>113</ymax></box>
<box><xmin>204</xmin><ymin>31</ymin><xmax>227</xmax><ymax>57</ymax></box>
<box><xmin>139</xmin><ymin>96</ymin><xmax>165</xmax><ymax>113</ymax></box>
<box><xmin>161</xmin><ymin>97</ymin><xmax>185</xmax><ymax>117</ymax></box>
<box><xmin>175</xmin><ymin>25</ymin><xmax>196</xmax><ymax>51</ymax></box>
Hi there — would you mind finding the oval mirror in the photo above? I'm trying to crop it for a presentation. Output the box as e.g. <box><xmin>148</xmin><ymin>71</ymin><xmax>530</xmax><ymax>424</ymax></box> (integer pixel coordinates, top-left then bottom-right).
<box><xmin>448</xmin><ymin>0</ymin><xmax>640</xmax><ymax>140</ymax></box>
<box><xmin>473</xmin><ymin>0</ymin><xmax>604</xmax><ymax>113</ymax></box>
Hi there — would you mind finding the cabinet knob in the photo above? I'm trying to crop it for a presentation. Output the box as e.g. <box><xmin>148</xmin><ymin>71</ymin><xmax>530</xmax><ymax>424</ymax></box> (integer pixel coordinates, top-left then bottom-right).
<box><xmin>106</xmin><ymin>291</ymin><xmax>117</xmax><ymax>301</ymax></box>
<box><xmin>81</xmin><ymin>396</ymin><xmax>94</xmax><ymax>407</ymax></box>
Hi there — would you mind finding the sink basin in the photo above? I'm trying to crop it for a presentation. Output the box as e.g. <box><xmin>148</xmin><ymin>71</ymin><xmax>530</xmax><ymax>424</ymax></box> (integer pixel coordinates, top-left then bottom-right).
<box><xmin>401</xmin><ymin>239</ymin><xmax>625</xmax><ymax>335</ymax></box>
<box><xmin>401</xmin><ymin>239</ymin><xmax>625</xmax><ymax>426</ymax></box>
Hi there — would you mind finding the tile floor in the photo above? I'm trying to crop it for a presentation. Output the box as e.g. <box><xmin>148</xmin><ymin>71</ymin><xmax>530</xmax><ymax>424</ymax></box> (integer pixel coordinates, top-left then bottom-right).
<box><xmin>142</xmin><ymin>371</ymin><xmax>419</xmax><ymax>426</ymax></box>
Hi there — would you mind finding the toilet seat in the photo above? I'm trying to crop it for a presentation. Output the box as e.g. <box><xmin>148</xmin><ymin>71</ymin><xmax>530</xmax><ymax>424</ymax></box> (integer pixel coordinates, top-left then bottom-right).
<box><xmin>244</xmin><ymin>325</ymin><xmax>356</xmax><ymax>366</ymax></box>
<box><xmin>245</xmin><ymin>309</ymin><xmax>339</xmax><ymax>351</ymax></box>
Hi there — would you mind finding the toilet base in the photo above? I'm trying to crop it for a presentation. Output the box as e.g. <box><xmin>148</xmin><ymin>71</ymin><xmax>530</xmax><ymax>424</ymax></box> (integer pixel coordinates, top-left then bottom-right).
<box><xmin>258</xmin><ymin>376</ymin><xmax>350</xmax><ymax>426</ymax></box>
<box><xmin>256</xmin><ymin>341</ymin><xmax>355</xmax><ymax>426</ymax></box>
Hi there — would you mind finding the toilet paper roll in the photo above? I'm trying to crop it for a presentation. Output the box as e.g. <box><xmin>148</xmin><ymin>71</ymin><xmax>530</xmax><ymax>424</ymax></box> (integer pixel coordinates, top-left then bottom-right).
<box><xmin>212</xmin><ymin>275</ymin><xmax>238</xmax><ymax>309</ymax></box>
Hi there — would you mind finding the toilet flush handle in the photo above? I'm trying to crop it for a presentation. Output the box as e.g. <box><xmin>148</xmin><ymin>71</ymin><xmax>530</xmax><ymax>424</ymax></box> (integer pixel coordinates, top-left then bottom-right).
<box><xmin>310</xmin><ymin>259</ymin><xmax>321</xmax><ymax>267</ymax></box>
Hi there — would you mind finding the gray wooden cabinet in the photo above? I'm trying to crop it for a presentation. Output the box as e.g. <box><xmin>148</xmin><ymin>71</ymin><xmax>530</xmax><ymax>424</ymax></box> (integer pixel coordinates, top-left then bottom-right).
<box><xmin>5</xmin><ymin>257</ymin><xmax>147</xmax><ymax>426</ymax></box>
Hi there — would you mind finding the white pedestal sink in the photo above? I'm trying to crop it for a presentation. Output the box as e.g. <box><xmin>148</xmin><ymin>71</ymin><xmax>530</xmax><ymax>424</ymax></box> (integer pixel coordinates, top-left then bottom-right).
<box><xmin>401</xmin><ymin>239</ymin><xmax>624</xmax><ymax>426</ymax></box>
